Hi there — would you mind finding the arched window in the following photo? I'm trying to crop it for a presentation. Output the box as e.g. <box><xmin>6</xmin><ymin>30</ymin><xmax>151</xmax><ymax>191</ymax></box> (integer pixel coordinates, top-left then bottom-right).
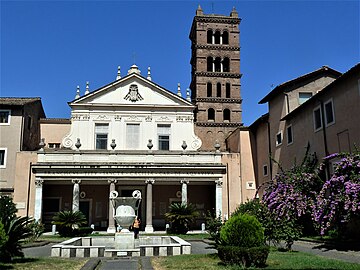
<box><xmin>217</xmin><ymin>83</ymin><xmax>221</xmax><ymax>97</ymax></box>
<box><xmin>223</xmin><ymin>57</ymin><xmax>230</xmax><ymax>72</ymax></box>
<box><xmin>214</xmin><ymin>57</ymin><xmax>221</xmax><ymax>72</ymax></box>
<box><xmin>207</xmin><ymin>82</ymin><xmax>212</xmax><ymax>97</ymax></box>
<box><xmin>207</xmin><ymin>56</ymin><xmax>213</xmax><ymax>72</ymax></box>
<box><xmin>214</xmin><ymin>31</ymin><xmax>221</xmax><ymax>44</ymax></box>
<box><xmin>224</xmin><ymin>109</ymin><xmax>230</xmax><ymax>122</ymax></box>
<box><xmin>222</xmin><ymin>31</ymin><xmax>229</xmax><ymax>44</ymax></box>
<box><xmin>226</xmin><ymin>83</ymin><xmax>231</xmax><ymax>98</ymax></box>
<box><xmin>207</xmin><ymin>30</ymin><xmax>213</xmax><ymax>44</ymax></box>
<box><xmin>208</xmin><ymin>108</ymin><xmax>215</xmax><ymax>121</ymax></box>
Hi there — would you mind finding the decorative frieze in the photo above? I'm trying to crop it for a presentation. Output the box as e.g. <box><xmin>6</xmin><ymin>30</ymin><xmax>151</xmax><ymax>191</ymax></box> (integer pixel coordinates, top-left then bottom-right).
<box><xmin>71</xmin><ymin>113</ymin><xmax>90</xmax><ymax>121</ymax></box>
<box><xmin>35</xmin><ymin>178</ymin><xmax>44</xmax><ymax>187</ymax></box>
<box><xmin>125</xmin><ymin>115</ymin><xmax>141</xmax><ymax>122</ymax></box>
<box><xmin>114</xmin><ymin>115</ymin><xmax>122</xmax><ymax>121</ymax></box>
<box><xmin>155</xmin><ymin>116</ymin><xmax>172</xmax><ymax>122</ymax></box>
<box><xmin>176</xmin><ymin>115</ymin><xmax>193</xmax><ymax>122</ymax></box>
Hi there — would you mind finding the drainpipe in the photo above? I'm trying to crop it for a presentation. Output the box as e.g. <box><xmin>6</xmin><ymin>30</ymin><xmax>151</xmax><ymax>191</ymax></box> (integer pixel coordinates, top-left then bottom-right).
<box><xmin>26</xmin><ymin>162</ymin><xmax>33</xmax><ymax>218</ymax></box>
<box><xmin>319</xmin><ymin>100</ymin><xmax>330</xmax><ymax>178</ymax></box>
<box><xmin>266</xmin><ymin>120</ymin><xmax>272</xmax><ymax>179</ymax></box>
<box><xmin>20</xmin><ymin>108</ymin><xmax>25</xmax><ymax>151</ymax></box>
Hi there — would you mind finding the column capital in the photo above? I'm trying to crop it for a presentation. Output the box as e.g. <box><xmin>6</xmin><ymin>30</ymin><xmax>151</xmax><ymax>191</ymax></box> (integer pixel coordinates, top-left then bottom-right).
<box><xmin>108</xmin><ymin>179</ymin><xmax>118</xmax><ymax>184</ymax></box>
<box><xmin>215</xmin><ymin>179</ymin><xmax>223</xmax><ymax>186</ymax></box>
<box><xmin>35</xmin><ymin>178</ymin><xmax>44</xmax><ymax>187</ymax></box>
<box><xmin>145</xmin><ymin>179</ymin><xmax>155</xmax><ymax>185</ymax></box>
<box><xmin>72</xmin><ymin>179</ymin><xmax>81</xmax><ymax>184</ymax></box>
<box><xmin>180</xmin><ymin>179</ymin><xmax>189</xmax><ymax>185</ymax></box>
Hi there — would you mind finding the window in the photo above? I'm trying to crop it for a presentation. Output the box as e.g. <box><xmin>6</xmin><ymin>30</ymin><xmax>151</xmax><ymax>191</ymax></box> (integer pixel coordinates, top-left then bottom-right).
<box><xmin>214</xmin><ymin>57</ymin><xmax>221</xmax><ymax>72</ymax></box>
<box><xmin>48</xmin><ymin>143</ymin><xmax>61</xmax><ymax>149</ymax></box>
<box><xmin>214</xmin><ymin>31</ymin><xmax>221</xmax><ymax>44</ymax></box>
<box><xmin>286</xmin><ymin>125</ymin><xmax>293</xmax><ymax>145</ymax></box>
<box><xmin>0</xmin><ymin>110</ymin><xmax>10</xmax><ymax>125</ymax></box>
<box><xmin>208</xmin><ymin>108</ymin><xmax>215</xmax><ymax>121</ymax></box>
<box><xmin>27</xmin><ymin>116</ymin><xmax>32</xmax><ymax>129</ymax></box>
<box><xmin>263</xmin><ymin>165</ymin><xmax>268</xmax><ymax>176</ymax></box>
<box><xmin>299</xmin><ymin>92</ymin><xmax>312</xmax><ymax>105</ymax></box>
<box><xmin>223</xmin><ymin>109</ymin><xmax>230</xmax><ymax>122</ymax></box>
<box><xmin>158</xmin><ymin>124</ymin><xmax>170</xmax><ymax>150</ymax></box>
<box><xmin>207</xmin><ymin>82</ymin><xmax>212</xmax><ymax>97</ymax></box>
<box><xmin>222</xmin><ymin>31</ymin><xmax>229</xmax><ymax>44</ymax></box>
<box><xmin>324</xmin><ymin>99</ymin><xmax>335</xmax><ymax>126</ymax></box>
<box><xmin>276</xmin><ymin>131</ymin><xmax>283</xmax><ymax>146</ymax></box>
<box><xmin>223</xmin><ymin>57</ymin><xmax>230</xmax><ymax>72</ymax></box>
<box><xmin>207</xmin><ymin>30</ymin><xmax>213</xmax><ymax>44</ymax></box>
<box><xmin>0</xmin><ymin>148</ymin><xmax>7</xmax><ymax>168</ymax></box>
<box><xmin>226</xmin><ymin>83</ymin><xmax>231</xmax><ymax>98</ymax></box>
<box><xmin>95</xmin><ymin>123</ymin><xmax>109</xmax><ymax>149</ymax></box>
<box><xmin>313</xmin><ymin>106</ymin><xmax>322</xmax><ymax>131</ymax></box>
<box><xmin>216</xmin><ymin>83</ymin><xmax>221</xmax><ymax>97</ymax></box>
<box><xmin>126</xmin><ymin>124</ymin><xmax>140</xmax><ymax>149</ymax></box>
<box><xmin>207</xmin><ymin>57</ymin><xmax>213</xmax><ymax>72</ymax></box>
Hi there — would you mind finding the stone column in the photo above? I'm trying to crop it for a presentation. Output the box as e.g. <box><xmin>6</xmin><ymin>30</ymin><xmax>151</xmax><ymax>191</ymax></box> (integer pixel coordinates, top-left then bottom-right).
<box><xmin>34</xmin><ymin>178</ymin><xmax>44</xmax><ymax>222</ymax></box>
<box><xmin>220</xmin><ymin>34</ymin><xmax>223</xmax><ymax>45</ymax></box>
<box><xmin>107</xmin><ymin>179</ymin><xmax>117</xmax><ymax>233</ymax></box>
<box><xmin>72</xmin><ymin>179</ymin><xmax>81</xmax><ymax>212</ymax></box>
<box><xmin>212</xmin><ymin>58</ymin><xmax>215</xmax><ymax>72</ymax></box>
<box><xmin>220</xmin><ymin>61</ymin><xmax>224</xmax><ymax>72</ymax></box>
<box><xmin>215</xmin><ymin>179</ymin><xmax>223</xmax><ymax>218</ymax></box>
<box><xmin>145</xmin><ymin>179</ymin><xmax>155</xmax><ymax>233</ymax></box>
<box><xmin>180</xmin><ymin>180</ymin><xmax>189</xmax><ymax>205</ymax></box>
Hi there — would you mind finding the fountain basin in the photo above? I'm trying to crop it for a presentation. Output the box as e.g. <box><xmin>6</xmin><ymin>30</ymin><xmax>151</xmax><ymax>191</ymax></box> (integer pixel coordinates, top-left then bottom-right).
<box><xmin>51</xmin><ymin>235</ymin><xmax>191</xmax><ymax>258</ymax></box>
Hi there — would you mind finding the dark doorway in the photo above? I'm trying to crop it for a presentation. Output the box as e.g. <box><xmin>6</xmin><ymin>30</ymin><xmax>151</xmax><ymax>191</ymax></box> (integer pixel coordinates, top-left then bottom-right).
<box><xmin>79</xmin><ymin>201</ymin><xmax>90</xmax><ymax>226</ymax></box>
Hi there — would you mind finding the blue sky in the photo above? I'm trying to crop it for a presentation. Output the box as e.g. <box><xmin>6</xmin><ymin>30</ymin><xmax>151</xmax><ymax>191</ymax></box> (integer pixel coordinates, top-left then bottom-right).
<box><xmin>1</xmin><ymin>1</ymin><xmax>359</xmax><ymax>126</ymax></box>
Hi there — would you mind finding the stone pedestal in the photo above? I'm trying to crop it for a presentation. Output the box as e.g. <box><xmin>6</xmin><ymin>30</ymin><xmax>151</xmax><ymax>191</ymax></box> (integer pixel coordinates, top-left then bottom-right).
<box><xmin>114</xmin><ymin>232</ymin><xmax>135</xmax><ymax>250</ymax></box>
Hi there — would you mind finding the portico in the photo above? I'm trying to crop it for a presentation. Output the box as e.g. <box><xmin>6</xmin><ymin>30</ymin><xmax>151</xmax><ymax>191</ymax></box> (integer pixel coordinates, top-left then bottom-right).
<box><xmin>32</xmin><ymin>149</ymin><xmax>225</xmax><ymax>231</ymax></box>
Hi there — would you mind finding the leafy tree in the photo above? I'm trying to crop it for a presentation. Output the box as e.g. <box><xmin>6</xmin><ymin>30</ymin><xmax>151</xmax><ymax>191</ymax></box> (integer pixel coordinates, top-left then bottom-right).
<box><xmin>313</xmin><ymin>152</ymin><xmax>360</xmax><ymax>238</ymax></box>
<box><xmin>165</xmin><ymin>203</ymin><xmax>198</xmax><ymax>234</ymax></box>
<box><xmin>0</xmin><ymin>221</ymin><xmax>9</xmax><ymax>259</ymax></box>
<box><xmin>52</xmin><ymin>210</ymin><xmax>87</xmax><ymax>237</ymax></box>
<box><xmin>0</xmin><ymin>195</ymin><xmax>17</xmax><ymax>226</ymax></box>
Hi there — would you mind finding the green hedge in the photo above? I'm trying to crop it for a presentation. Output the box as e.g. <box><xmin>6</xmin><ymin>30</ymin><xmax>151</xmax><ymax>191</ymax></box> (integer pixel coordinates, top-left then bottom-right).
<box><xmin>218</xmin><ymin>245</ymin><xmax>270</xmax><ymax>267</ymax></box>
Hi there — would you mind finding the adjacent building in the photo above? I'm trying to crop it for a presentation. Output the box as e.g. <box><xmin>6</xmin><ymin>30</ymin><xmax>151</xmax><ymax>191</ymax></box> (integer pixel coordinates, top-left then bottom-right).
<box><xmin>251</xmin><ymin>63</ymin><xmax>360</xmax><ymax>193</ymax></box>
<box><xmin>0</xmin><ymin>98</ymin><xmax>45</xmax><ymax>196</ymax></box>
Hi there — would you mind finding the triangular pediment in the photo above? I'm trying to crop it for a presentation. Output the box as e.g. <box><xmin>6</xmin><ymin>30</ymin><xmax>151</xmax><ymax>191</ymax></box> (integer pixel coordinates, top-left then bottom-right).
<box><xmin>70</xmin><ymin>73</ymin><xmax>193</xmax><ymax>108</ymax></box>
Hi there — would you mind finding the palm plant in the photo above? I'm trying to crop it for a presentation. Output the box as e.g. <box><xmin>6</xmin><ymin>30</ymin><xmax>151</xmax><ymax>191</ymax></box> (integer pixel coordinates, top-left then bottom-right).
<box><xmin>165</xmin><ymin>203</ymin><xmax>199</xmax><ymax>234</ymax></box>
<box><xmin>0</xmin><ymin>216</ymin><xmax>33</xmax><ymax>262</ymax></box>
<box><xmin>52</xmin><ymin>210</ymin><xmax>87</xmax><ymax>237</ymax></box>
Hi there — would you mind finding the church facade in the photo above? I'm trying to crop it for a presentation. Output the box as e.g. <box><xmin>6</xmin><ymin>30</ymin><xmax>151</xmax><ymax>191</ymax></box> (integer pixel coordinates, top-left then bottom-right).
<box><xmin>11</xmin><ymin>7</ymin><xmax>257</xmax><ymax>231</ymax></box>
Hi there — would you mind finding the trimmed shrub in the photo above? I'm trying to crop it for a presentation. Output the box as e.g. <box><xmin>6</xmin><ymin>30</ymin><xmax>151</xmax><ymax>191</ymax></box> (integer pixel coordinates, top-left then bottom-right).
<box><xmin>220</xmin><ymin>213</ymin><xmax>264</xmax><ymax>248</ymax></box>
<box><xmin>205</xmin><ymin>211</ymin><xmax>223</xmax><ymax>248</ymax></box>
<box><xmin>218</xmin><ymin>245</ymin><xmax>270</xmax><ymax>268</ymax></box>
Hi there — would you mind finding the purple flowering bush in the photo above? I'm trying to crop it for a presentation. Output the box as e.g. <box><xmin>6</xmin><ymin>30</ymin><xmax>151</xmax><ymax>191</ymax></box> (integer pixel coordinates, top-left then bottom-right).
<box><xmin>261</xmin><ymin>151</ymin><xmax>323</xmax><ymax>249</ymax></box>
<box><xmin>313</xmin><ymin>152</ymin><xmax>360</xmax><ymax>236</ymax></box>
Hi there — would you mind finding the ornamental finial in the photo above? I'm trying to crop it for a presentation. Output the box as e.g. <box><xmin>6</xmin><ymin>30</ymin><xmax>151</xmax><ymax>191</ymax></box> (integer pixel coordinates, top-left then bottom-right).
<box><xmin>177</xmin><ymin>83</ymin><xmax>182</xmax><ymax>97</ymax></box>
<box><xmin>147</xmin><ymin>67</ymin><xmax>152</xmax><ymax>81</ymax></box>
<box><xmin>186</xmin><ymin>88</ymin><xmax>191</xmax><ymax>101</ymax></box>
<box><xmin>85</xmin><ymin>81</ymin><xmax>90</xmax><ymax>95</ymax></box>
<box><xmin>75</xmin><ymin>85</ymin><xmax>80</xmax><ymax>99</ymax></box>
<box><xmin>116</xmin><ymin>66</ymin><xmax>121</xmax><ymax>80</ymax></box>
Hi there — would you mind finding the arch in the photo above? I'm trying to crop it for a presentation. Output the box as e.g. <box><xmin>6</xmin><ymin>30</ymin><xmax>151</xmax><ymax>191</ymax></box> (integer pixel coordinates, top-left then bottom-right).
<box><xmin>207</xmin><ymin>56</ymin><xmax>213</xmax><ymax>72</ymax></box>
<box><xmin>214</xmin><ymin>57</ymin><xmax>221</xmax><ymax>72</ymax></box>
<box><xmin>223</xmin><ymin>57</ymin><xmax>230</xmax><ymax>72</ymax></box>
<box><xmin>224</xmin><ymin>109</ymin><xmax>231</xmax><ymax>122</ymax></box>
<box><xmin>214</xmin><ymin>31</ymin><xmax>221</xmax><ymax>44</ymax></box>
<box><xmin>222</xmin><ymin>31</ymin><xmax>229</xmax><ymax>44</ymax></box>
<box><xmin>207</xmin><ymin>82</ymin><xmax>212</xmax><ymax>97</ymax></box>
<box><xmin>208</xmin><ymin>108</ymin><xmax>215</xmax><ymax>121</ymax></box>
<box><xmin>226</xmin><ymin>83</ymin><xmax>231</xmax><ymax>98</ymax></box>
<box><xmin>216</xmin><ymin>83</ymin><xmax>221</xmax><ymax>97</ymax></box>
<box><xmin>207</xmin><ymin>30</ymin><xmax>213</xmax><ymax>44</ymax></box>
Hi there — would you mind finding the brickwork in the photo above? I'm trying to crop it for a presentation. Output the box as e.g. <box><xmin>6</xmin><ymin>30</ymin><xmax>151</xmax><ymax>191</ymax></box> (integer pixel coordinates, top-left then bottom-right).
<box><xmin>190</xmin><ymin>7</ymin><xmax>242</xmax><ymax>150</ymax></box>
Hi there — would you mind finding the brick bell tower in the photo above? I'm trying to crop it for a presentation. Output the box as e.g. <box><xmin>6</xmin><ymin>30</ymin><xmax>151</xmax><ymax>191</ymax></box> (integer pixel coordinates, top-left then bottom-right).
<box><xmin>189</xmin><ymin>5</ymin><xmax>242</xmax><ymax>151</ymax></box>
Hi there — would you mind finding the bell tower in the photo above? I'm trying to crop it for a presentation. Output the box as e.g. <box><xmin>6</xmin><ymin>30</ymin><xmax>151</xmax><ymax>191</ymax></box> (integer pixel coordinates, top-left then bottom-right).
<box><xmin>189</xmin><ymin>6</ymin><xmax>242</xmax><ymax>150</ymax></box>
